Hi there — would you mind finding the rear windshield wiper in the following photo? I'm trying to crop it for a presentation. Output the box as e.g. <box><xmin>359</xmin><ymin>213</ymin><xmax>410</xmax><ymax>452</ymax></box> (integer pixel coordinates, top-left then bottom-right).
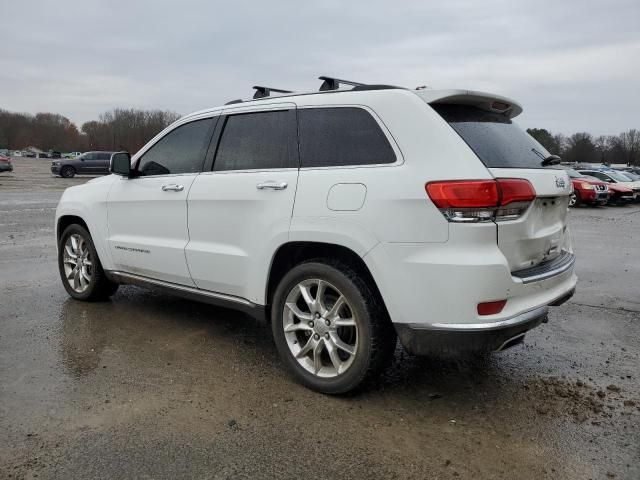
<box><xmin>532</xmin><ymin>148</ymin><xmax>561</xmax><ymax>166</ymax></box>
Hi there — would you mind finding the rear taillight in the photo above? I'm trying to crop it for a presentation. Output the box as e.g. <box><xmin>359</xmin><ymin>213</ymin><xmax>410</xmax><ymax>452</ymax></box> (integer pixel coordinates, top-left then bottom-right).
<box><xmin>425</xmin><ymin>178</ymin><xmax>535</xmax><ymax>223</ymax></box>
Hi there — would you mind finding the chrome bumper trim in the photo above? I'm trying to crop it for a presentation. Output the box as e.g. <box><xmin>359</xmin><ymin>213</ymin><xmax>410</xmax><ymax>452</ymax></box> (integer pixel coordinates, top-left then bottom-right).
<box><xmin>407</xmin><ymin>305</ymin><xmax>549</xmax><ymax>332</ymax></box>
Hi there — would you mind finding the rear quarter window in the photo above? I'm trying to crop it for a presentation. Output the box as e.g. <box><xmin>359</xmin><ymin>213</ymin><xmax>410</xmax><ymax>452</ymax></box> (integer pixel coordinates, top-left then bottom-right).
<box><xmin>432</xmin><ymin>104</ymin><xmax>553</xmax><ymax>169</ymax></box>
<box><xmin>298</xmin><ymin>107</ymin><xmax>396</xmax><ymax>168</ymax></box>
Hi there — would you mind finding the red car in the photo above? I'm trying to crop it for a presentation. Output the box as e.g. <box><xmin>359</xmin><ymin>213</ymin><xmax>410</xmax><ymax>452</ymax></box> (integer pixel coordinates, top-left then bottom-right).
<box><xmin>0</xmin><ymin>154</ymin><xmax>13</xmax><ymax>173</ymax></box>
<box><xmin>565</xmin><ymin>168</ymin><xmax>609</xmax><ymax>206</ymax></box>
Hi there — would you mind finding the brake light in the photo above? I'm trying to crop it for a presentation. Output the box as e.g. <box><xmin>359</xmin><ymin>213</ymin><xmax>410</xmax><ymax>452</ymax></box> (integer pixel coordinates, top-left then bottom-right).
<box><xmin>477</xmin><ymin>300</ymin><xmax>507</xmax><ymax>316</ymax></box>
<box><xmin>425</xmin><ymin>178</ymin><xmax>535</xmax><ymax>223</ymax></box>
<box><xmin>426</xmin><ymin>180</ymin><xmax>499</xmax><ymax>209</ymax></box>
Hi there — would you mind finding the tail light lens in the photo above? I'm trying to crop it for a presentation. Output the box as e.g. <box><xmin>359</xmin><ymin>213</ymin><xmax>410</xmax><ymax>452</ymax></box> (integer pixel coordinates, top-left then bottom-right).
<box><xmin>426</xmin><ymin>178</ymin><xmax>535</xmax><ymax>223</ymax></box>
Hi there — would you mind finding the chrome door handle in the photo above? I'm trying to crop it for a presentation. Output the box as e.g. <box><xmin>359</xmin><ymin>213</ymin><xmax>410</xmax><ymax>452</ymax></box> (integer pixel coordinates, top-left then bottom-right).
<box><xmin>256</xmin><ymin>181</ymin><xmax>288</xmax><ymax>190</ymax></box>
<box><xmin>161</xmin><ymin>184</ymin><xmax>184</xmax><ymax>192</ymax></box>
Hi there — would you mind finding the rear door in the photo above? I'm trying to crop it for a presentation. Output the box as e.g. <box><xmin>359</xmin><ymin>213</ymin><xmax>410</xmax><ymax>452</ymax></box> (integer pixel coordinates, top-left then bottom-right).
<box><xmin>185</xmin><ymin>105</ymin><xmax>298</xmax><ymax>302</ymax></box>
<box><xmin>432</xmin><ymin>104</ymin><xmax>572</xmax><ymax>271</ymax></box>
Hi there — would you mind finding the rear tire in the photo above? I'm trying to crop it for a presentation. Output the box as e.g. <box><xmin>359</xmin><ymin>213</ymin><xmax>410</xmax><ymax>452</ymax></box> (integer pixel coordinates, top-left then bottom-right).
<box><xmin>58</xmin><ymin>224</ymin><xmax>118</xmax><ymax>301</ymax></box>
<box><xmin>271</xmin><ymin>260</ymin><xmax>396</xmax><ymax>394</ymax></box>
<box><xmin>60</xmin><ymin>166</ymin><xmax>75</xmax><ymax>178</ymax></box>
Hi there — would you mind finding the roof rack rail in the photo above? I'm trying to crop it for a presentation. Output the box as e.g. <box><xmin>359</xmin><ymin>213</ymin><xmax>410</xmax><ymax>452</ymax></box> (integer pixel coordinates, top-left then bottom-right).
<box><xmin>225</xmin><ymin>99</ymin><xmax>243</xmax><ymax>105</ymax></box>
<box><xmin>252</xmin><ymin>86</ymin><xmax>294</xmax><ymax>99</ymax></box>
<box><xmin>318</xmin><ymin>76</ymin><xmax>365</xmax><ymax>91</ymax></box>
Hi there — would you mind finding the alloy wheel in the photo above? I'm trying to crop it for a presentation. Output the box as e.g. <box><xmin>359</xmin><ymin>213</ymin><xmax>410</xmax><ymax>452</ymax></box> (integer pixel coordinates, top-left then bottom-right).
<box><xmin>62</xmin><ymin>233</ymin><xmax>93</xmax><ymax>293</ymax></box>
<box><xmin>282</xmin><ymin>279</ymin><xmax>358</xmax><ymax>378</ymax></box>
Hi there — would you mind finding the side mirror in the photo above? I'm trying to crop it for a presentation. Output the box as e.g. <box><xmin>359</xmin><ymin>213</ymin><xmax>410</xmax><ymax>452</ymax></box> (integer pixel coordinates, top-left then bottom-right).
<box><xmin>110</xmin><ymin>152</ymin><xmax>132</xmax><ymax>176</ymax></box>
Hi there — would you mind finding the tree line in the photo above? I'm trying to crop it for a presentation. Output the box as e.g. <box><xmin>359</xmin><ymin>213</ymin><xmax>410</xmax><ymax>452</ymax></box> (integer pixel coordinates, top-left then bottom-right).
<box><xmin>1</xmin><ymin>106</ymin><xmax>638</xmax><ymax>165</ymax></box>
<box><xmin>527</xmin><ymin>128</ymin><xmax>640</xmax><ymax>166</ymax></box>
<box><xmin>0</xmin><ymin>108</ymin><xmax>180</xmax><ymax>154</ymax></box>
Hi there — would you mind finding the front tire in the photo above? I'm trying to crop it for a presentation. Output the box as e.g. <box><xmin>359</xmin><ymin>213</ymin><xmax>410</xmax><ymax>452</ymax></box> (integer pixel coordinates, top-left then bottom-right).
<box><xmin>58</xmin><ymin>224</ymin><xmax>118</xmax><ymax>301</ymax></box>
<box><xmin>271</xmin><ymin>260</ymin><xmax>396</xmax><ymax>394</ymax></box>
<box><xmin>60</xmin><ymin>166</ymin><xmax>75</xmax><ymax>178</ymax></box>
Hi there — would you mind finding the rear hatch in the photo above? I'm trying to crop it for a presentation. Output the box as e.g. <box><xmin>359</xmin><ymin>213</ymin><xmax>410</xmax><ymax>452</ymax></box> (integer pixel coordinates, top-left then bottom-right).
<box><xmin>431</xmin><ymin>102</ymin><xmax>573</xmax><ymax>272</ymax></box>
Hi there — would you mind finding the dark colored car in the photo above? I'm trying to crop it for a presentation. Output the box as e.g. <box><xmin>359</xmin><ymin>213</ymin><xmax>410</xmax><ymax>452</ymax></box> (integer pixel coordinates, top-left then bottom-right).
<box><xmin>51</xmin><ymin>151</ymin><xmax>114</xmax><ymax>178</ymax></box>
<box><xmin>0</xmin><ymin>154</ymin><xmax>13</xmax><ymax>173</ymax></box>
<box><xmin>564</xmin><ymin>168</ymin><xmax>609</xmax><ymax>206</ymax></box>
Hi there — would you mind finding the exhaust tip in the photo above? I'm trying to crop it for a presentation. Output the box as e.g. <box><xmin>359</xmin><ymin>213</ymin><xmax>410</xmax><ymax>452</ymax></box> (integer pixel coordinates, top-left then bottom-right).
<box><xmin>495</xmin><ymin>333</ymin><xmax>526</xmax><ymax>352</ymax></box>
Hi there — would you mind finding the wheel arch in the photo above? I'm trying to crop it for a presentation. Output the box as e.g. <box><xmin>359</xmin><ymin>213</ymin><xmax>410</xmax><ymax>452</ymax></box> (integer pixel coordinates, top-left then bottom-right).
<box><xmin>265</xmin><ymin>241</ymin><xmax>388</xmax><ymax>321</ymax></box>
<box><xmin>57</xmin><ymin>215</ymin><xmax>90</xmax><ymax>242</ymax></box>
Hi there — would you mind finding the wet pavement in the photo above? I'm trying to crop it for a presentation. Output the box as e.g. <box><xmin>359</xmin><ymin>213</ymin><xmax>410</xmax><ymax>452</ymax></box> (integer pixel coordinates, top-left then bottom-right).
<box><xmin>1</xmin><ymin>158</ymin><xmax>639</xmax><ymax>479</ymax></box>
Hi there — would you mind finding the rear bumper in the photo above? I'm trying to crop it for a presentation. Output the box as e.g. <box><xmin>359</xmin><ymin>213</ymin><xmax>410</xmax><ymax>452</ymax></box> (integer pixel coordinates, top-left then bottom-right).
<box><xmin>395</xmin><ymin>289</ymin><xmax>574</xmax><ymax>355</ymax></box>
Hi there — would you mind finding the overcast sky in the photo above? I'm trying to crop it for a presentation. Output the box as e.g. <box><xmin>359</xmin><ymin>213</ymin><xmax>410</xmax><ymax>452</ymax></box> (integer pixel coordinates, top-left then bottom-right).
<box><xmin>1</xmin><ymin>0</ymin><xmax>638</xmax><ymax>135</ymax></box>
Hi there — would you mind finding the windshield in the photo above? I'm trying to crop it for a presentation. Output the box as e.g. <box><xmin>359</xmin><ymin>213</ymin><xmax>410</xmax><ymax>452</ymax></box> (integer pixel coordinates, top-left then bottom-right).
<box><xmin>619</xmin><ymin>171</ymin><xmax>639</xmax><ymax>180</ymax></box>
<box><xmin>606</xmin><ymin>170</ymin><xmax>634</xmax><ymax>182</ymax></box>
<box><xmin>432</xmin><ymin>104</ymin><xmax>557</xmax><ymax>169</ymax></box>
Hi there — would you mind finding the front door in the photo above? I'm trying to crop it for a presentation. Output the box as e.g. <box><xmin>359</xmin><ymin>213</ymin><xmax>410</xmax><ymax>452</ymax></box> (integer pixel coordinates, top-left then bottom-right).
<box><xmin>107</xmin><ymin>117</ymin><xmax>216</xmax><ymax>286</ymax></box>
<box><xmin>186</xmin><ymin>106</ymin><xmax>298</xmax><ymax>303</ymax></box>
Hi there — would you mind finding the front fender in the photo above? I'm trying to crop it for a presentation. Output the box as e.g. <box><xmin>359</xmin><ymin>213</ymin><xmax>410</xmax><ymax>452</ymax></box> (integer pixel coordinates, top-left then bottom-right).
<box><xmin>55</xmin><ymin>176</ymin><xmax>116</xmax><ymax>270</ymax></box>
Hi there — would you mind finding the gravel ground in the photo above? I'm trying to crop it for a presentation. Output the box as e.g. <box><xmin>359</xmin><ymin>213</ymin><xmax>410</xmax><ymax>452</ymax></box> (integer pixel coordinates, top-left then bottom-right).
<box><xmin>1</xmin><ymin>157</ymin><xmax>639</xmax><ymax>479</ymax></box>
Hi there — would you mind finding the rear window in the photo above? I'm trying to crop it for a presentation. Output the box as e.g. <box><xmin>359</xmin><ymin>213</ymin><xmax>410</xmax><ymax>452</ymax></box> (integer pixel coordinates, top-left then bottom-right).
<box><xmin>298</xmin><ymin>107</ymin><xmax>396</xmax><ymax>168</ymax></box>
<box><xmin>432</xmin><ymin>104</ymin><xmax>553</xmax><ymax>169</ymax></box>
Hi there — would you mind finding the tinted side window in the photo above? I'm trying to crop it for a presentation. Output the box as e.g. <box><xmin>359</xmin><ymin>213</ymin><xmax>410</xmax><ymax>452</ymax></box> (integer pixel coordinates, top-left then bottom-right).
<box><xmin>213</xmin><ymin>110</ymin><xmax>297</xmax><ymax>171</ymax></box>
<box><xmin>97</xmin><ymin>153</ymin><xmax>111</xmax><ymax>161</ymax></box>
<box><xmin>298</xmin><ymin>107</ymin><xmax>396</xmax><ymax>168</ymax></box>
<box><xmin>83</xmin><ymin>153</ymin><xmax>97</xmax><ymax>160</ymax></box>
<box><xmin>137</xmin><ymin>119</ymin><xmax>213</xmax><ymax>176</ymax></box>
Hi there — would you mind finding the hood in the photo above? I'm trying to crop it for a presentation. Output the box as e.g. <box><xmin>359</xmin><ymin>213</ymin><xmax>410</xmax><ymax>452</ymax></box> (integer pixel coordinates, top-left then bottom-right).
<box><xmin>608</xmin><ymin>183</ymin><xmax>633</xmax><ymax>192</ymax></box>
<box><xmin>574</xmin><ymin>177</ymin><xmax>606</xmax><ymax>186</ymax></box>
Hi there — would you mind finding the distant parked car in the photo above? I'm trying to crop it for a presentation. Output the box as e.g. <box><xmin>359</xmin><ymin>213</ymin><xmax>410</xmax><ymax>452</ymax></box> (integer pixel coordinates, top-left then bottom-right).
<box><xmin>37</xmin><ymin>152</ymin><xmax>49</xmax><ymax>158</ymax></box>
<box><xmin>563</xmin><ymin>168</ymin><xmax>609</xmax><ymax>206</ymax></box>
<box><xmin>63</xmin><ymin>151</ymin><xmax>82</xmax><ymax>159</ymax></box>
<box><xmin>51</xmin><ymin>151</ymin><xmax>115</xmax><ymax>178</ymax></box>
<box><xmin>577</xmin><ymin>168</ymin><xmax>640</xmax><ymax>202</ymax></box>
<box><xmin>620</xmin><ymin>170</ymin><xmax>640</xmax><ymax>181</ymax></box>
<box><xmin>50</xmin><ymin>151</ymin><xmax>62</xmax><ymax>159</ymax></box>
<box><xmin>621</xmin><ymin>167</ymin><xmax>640</xmax><ymax>176</ymax></box>
<box><xmin>0</xmin><ymin>154</ymin><xmax>13</xmax><ymax>173</ymax></box>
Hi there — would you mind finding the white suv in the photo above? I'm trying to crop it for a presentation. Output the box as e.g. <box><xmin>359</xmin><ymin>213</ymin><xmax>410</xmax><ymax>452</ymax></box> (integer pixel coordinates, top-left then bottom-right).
<box><xmin>55</xmin><ymin>77</ymin><xmax>577</xmax><ymax>393</ymax></box>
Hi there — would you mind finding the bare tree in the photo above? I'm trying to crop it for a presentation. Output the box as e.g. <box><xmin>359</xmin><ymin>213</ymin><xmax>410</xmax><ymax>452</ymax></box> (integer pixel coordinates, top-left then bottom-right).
<box><xmin>617</xmin><ymin>129</ymin><xmax>640</xmax><ymax>166</ymax></box>
<box><xmin>563</xmin><ymin>132</ymin><xmax>599</xmax><ymax>163</ymax></box>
